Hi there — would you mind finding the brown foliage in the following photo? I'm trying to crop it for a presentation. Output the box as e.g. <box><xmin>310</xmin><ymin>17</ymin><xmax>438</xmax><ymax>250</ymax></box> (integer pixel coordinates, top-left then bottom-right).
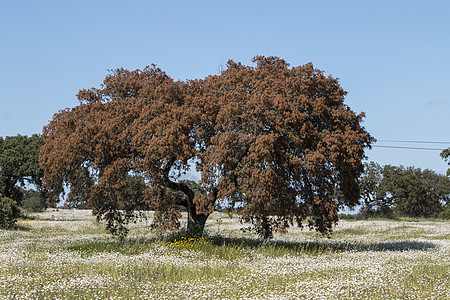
<box><xmin>40</xmin><ymin>57</ymin><xmax>373</xmax><ymax>239</ymax></box>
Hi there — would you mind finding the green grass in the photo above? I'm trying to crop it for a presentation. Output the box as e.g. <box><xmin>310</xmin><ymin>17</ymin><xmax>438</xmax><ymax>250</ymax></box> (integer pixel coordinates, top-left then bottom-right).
<box><xmin>66</xmin><ymin>238</ymin><xmax>158</xmax><ymax>257</ymax></box>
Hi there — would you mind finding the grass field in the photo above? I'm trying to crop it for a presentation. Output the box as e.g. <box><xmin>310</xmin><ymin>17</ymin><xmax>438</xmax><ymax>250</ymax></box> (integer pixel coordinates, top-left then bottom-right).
<box><xmin>1</xmin><ymin>209</ymin><xmax>448</xmax><ymax>299</ymax></box>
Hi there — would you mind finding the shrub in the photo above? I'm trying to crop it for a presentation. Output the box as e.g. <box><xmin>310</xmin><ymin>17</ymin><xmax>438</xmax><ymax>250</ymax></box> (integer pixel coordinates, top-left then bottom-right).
<box><xmin>0</xmin><ymin>194</ymin><xmax>20</xmax><ymax>228</ymax></box>
<box><xmin>367</xmin><ymin>206</ymin><xmax>398</xmax><ymax>220</ymax></box>
<box><xmin>338</xmin><ymin>213</ymin><xmax>358</xmax><ymax>220</ymax></box>
<box><xmin>438</xmin><ymin>208</ymin><xmax>450</xmax><ymax>220</ymax></box>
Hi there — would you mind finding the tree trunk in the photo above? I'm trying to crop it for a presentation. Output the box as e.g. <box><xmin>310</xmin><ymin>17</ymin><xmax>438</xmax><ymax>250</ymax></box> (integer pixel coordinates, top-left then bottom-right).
<box><xmin>186</xmin><ymin>204</ymin><xmax>209</xmax><ymax>237</ymax></box>
<box><xmin>359</xmin><ymin>205</ymin><xmax>371</xmax><ymax>220</ymax></box>
<box><xmin>261</xmin><ymin>216</ymin><xmax>273</xmax><ymax>240</ymax></box>
<box><xmin>163</xmin><ymin>174</ymin><xmax>210</xmax><ymax>237</ymax></box>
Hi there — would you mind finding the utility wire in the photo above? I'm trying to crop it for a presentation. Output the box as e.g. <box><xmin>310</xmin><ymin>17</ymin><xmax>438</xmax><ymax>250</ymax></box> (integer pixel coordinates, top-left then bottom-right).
<box><xmin>372</xmin><ymin>145</ymin><xmax>445</xmax><ymax>151</ymax></box>
<box><xmin>373</xmin><ymin>139</ymin><xmax>449</xmax><ymax>151</ymax></box>
<box><xmin>376</xmin><ymin>139</ymin><xmax>450</xmax><ymax>144</ymax></box>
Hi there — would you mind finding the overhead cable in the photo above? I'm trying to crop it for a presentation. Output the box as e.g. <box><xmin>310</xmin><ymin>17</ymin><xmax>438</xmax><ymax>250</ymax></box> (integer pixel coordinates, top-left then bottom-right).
<box><xmin>376</xmin><ymin>139</ymin><xmax>450</xmax><ymax>144</ymax></box>
<box><xmin>372</xmin><ymin>145</ymin><xmax>445</xmax><ymax>151</ymax></box>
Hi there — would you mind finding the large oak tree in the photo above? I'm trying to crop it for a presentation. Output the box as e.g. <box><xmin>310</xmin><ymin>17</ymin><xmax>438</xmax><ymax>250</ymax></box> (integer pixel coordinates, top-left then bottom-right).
<box><xmin>40</xmin><ymin>57</ymin><xmax>373</xmax><ymax>238</ymax></box>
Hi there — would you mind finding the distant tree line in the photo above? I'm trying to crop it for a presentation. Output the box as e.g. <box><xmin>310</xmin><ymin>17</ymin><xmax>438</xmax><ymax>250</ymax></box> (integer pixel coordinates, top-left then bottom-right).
<box><xmin>358</xmin><ymin>161</ymin><xmax>450</xmax><ymax>220</ymax></box>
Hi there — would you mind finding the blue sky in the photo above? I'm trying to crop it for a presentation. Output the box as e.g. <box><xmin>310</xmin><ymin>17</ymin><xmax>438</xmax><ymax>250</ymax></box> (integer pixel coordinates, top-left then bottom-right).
<box><xmin>1</xmin><ymin>0</ymin><xmax>449</xmax><ymax>174</ymax></box>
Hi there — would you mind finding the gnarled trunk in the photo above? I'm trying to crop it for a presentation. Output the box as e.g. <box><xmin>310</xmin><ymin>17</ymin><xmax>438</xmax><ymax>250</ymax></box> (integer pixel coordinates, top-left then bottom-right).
<box><xmin>163</xmin><ymin>169</ymin><xmax>211</xmax><ymax>237</ymax></box>
<box><xmin>359</xmin><ymin>204</ymin><xmax>371</xmax><ymax>220</ymax></box>
<box><xmin>186</xmin><ymin>203</ymin><xmax>209</xmax><ymax>237</ymax></box>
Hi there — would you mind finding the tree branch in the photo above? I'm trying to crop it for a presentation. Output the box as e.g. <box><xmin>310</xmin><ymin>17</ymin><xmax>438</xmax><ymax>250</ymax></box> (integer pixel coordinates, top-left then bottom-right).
<box><xmin>161</xmin><ymin>157</ymin><xmax>195</xmax><ymax>203</ymax></box>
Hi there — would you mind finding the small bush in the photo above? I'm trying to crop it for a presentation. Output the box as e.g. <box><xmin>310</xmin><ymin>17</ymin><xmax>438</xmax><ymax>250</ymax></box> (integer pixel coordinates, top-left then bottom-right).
<box><xmin>438</xmin><ymin>208</ymin><xmax>450</xmax><ymax>220</ymax></box>
<box><xmin>0</xmin><ymin>194</ymin><xmax>20</xmax><ymax>228</ymax></box>
<box><xmin>367</xmin><ymin>206</ymin><xmax>398</xmax><ymax>220</ymax></box>
<box><xmin>338</xmin><ymin>213</ymin><xmax>358</xmax><ymax>220</ymax></box>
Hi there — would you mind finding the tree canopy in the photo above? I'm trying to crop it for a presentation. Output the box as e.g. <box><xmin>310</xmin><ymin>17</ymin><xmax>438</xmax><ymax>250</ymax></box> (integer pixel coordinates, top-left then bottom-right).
<box><xmin>0</xmin><ymin>134</ymin><xmax>44</xmax><ymax>227</ymax></box>
<box><xmin>40</xmin><ymin>56</ymin><xmax>373</xmax><ymax>238</ymax></box>
<box><xmin>0</xmin><ymin>134</ymin><xmax>44</xmax><ymax>204</ymax></box>
<box><xmin>379</xmin><ymin>165</ymin><xmax>449</xmax><ymax>218</ymax></box>
<box><xmin>358</xmin><ymin>162</ymin><xmax>450</xmax><ymax>219</ymax></box>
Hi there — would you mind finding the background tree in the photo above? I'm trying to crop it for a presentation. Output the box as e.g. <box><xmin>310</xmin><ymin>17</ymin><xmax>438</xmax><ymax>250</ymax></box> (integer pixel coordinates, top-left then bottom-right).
<box><xmin>40</xmin><ymin>57</ymin><xmax>373</xmax><ymax>239</ymax></box>
<box><xmin>22</xmin><ymin>189</ymin><xmax>47</xmax><ymax>212</ymax></box>
<box><xmin>441</xmin><ymin>148</ymin><xmax>450</xmax><ymax>176</ymax></box>
<box><xmin>358</xmin><ymin>161</ymin><xmax>387</xmax><ymax>219</ymax></box>
<box><xmin>380</xmin><ymin>166</ymin><xmax>449</xmax><ymax>218</ymax></box>
<box><xmin>0</xmin><ymin>134</ymin><xmax>44</xmax><ymax>204</ymax></box>
<box><xmin>0</xmin><ymin>134</ymin><xmax>45</xmax><ymax>223</ymax></box>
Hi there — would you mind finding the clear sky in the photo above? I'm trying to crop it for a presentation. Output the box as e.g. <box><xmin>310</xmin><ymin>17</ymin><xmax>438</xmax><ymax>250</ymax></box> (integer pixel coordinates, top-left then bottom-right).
<box><xmin>1</xmin><ymin>0</ymin><xmax>449</xmax><ymax>174</ymax></box>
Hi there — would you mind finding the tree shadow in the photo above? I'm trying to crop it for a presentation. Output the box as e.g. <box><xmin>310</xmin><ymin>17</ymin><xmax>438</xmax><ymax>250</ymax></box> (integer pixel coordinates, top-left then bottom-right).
<box><xmin>367</xmin><ymin>240</ymin><xmax>437</xmax><ymax>251</ymax></box>
<box><xmin>205</xmin><ymin>234</ymin><xmax>438</xmax><ymax>253</ymax></box>
<box><xmin>62</xmin><ymin>230</ymin><xmax>438</xmax><ymax>255</ymax></box>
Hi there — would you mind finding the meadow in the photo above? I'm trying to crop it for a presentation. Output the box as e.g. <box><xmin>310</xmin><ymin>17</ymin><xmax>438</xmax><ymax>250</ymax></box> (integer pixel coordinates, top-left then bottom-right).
<box><xmin>0</xmin><ymin>209</ymin><xmax>448</xmax><ymax>299</ymax></box>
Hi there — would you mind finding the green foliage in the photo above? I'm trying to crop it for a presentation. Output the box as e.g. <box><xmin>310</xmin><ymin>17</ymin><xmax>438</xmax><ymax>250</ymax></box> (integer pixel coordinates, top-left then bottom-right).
<box><xmin>337</xmin><ymin>213</ymin><xmax>358</xmax><ymax>220</ymax></box>
<box><xmin>438</xmin><ymin>203</ymin><xmax>450</xmax><ymax>219</ymax></box>
<box><xmin>0</xmin><ymin>134</ymin><xmax>44</xmax><ymax>205</ymax></box>
<box><xmin>380</xmin><ymin>166</ymin><xmax>449</xmax><ymax>218</ymax></box>
<box><xmin>441</xmin><ymin>148</ymin><xmax>450</xmax><ymax>176</ymax></box>
<box><xmin>357</xmin><ymin>162</ymin><xmax>449</xmax><ymax>220</ymax></box>
<box><xmin>366</xmin><ymin>206</ymin><xmax>398</xmax><ymax>220</ymax></box>
<box><xmin>0</xmin><ymin>194</ymin><xmax>20</xmax><ymax>228</ymax></box>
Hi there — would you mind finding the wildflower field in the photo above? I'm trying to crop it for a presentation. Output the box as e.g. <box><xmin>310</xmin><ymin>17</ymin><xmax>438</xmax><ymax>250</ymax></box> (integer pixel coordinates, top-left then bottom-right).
<box><xmin>0</xmin><ymin>210</ymin><xmax>448</xmax><ymax>299</ymax></box>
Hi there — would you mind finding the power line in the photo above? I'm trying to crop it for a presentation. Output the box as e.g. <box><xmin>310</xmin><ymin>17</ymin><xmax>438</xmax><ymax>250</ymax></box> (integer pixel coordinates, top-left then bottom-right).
<box><xmin>376</xmin><ymin>139</ymin><xmax>450</xmax><ymax>144</ymax></box>
<box><xmin>372</xmin><ymin>145</ymin><xmax>445</xmax><ymax>151</ymax></box>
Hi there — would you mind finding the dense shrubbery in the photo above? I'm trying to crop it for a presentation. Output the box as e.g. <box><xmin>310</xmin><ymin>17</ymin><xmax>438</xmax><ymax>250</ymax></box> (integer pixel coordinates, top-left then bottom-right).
<box><xmin>0</xmin><ymin>194</ymin><xmax>20</xmax><ymax>228</ymax></box>
<box><xmin>339</xmin><ymin>207</ymin><xmax>398</xmax><ymax>221</ymax></box>
<box><xmin>366</xmin><ymin>206</ymin><xmax>398</xmax><ymax>220</ymax></box>
<box><xmin>337</xmin><ymin>213</ymin><xmax>359</xmax><ymax>220</ymax></box>
<box><xmin>438</xmin><ymin>208</ymin><xmax>450</xmax><ymax>220</ymax></box>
